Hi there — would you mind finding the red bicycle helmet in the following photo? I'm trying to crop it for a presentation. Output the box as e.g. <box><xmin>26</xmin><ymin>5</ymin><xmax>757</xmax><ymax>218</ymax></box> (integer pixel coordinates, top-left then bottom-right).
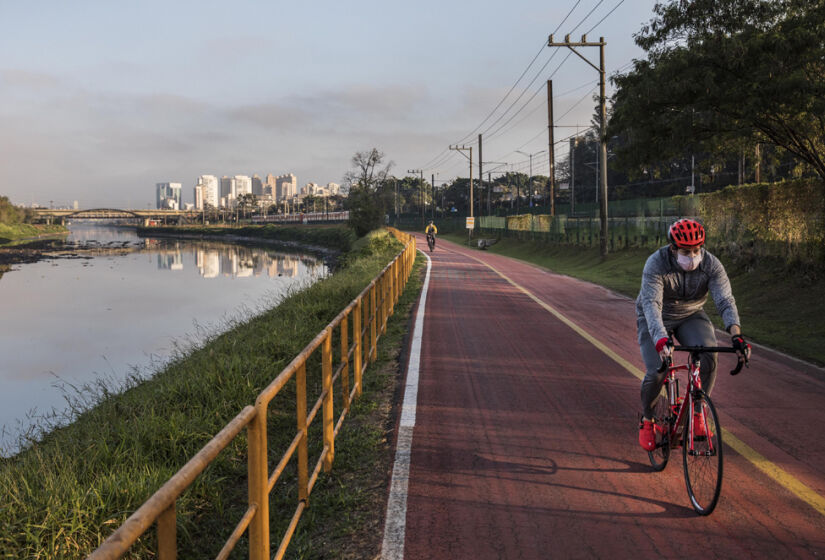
<box><xmin>668</xmin><ymin>218</ymin><xmax>705</xmax><ymax>248</ymax></box>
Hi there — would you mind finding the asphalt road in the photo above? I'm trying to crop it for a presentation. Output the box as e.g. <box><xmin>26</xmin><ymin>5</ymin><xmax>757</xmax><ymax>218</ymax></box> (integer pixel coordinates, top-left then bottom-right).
<box><xmin>387</xmin><ymin>234</ymin><xmax>825</xmax><ymax>559</ymax></box>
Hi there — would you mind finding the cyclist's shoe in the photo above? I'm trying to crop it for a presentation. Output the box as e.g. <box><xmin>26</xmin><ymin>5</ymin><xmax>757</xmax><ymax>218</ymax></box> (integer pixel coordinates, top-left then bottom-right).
<box><xmin>693</xmin><ymin>412</ymin><xmax>710</xmax><ymax>438</ymax></box>
<box><xmin>639</xmin><ymin>419</ymin><xmax>657</xmax><ymax>451</ymax></box>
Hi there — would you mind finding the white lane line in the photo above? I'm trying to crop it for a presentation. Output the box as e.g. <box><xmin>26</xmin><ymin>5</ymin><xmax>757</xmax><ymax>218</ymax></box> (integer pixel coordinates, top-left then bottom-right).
<box><xmin>380</xmin><ymin>250</ymin><xmax>432</xmax><ymax>560</ymax></box>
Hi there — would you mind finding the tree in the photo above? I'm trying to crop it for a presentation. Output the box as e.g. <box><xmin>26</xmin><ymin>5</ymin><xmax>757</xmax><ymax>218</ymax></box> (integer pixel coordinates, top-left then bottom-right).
<box><xmin>236</xmin><ymin>193</ymin><xmax>258</xmax><ymax>220</ymax></box>
<box><xmin>344</xmin><ymin>149</ymin><xmax>394</xmax><ymax>236</ymax></box>
<box><xmin>608</xmin><ymin>0</ymin><xmax>825</xmax><ymax>181</ymax></box>
<box><xmin>0</xmin><ymin>196</ymin><xmax>31</xmax><ymax>224</ymax></box>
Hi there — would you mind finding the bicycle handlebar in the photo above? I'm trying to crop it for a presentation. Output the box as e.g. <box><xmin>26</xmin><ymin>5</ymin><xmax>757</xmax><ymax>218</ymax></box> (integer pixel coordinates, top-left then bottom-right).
<box><xmin>658</xmin><ymin>345</ymin><xmax>749</xmax><ymax>376</ymax></box>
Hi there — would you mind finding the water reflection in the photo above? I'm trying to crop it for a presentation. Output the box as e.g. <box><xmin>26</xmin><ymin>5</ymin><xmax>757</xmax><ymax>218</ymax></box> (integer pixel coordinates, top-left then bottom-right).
<box><xmin>147</xmin><ymin>240</ymin><xmax>308</xmax><ymax>279</ymax></box>
<box><xmin>0</xmin><ymin>224</ymin><xmax>328</xmax><ymax>455</ymax></box>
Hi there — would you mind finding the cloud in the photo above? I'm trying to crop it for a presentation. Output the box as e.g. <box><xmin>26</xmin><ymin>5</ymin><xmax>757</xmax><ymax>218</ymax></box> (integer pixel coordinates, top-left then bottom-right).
<box><xmin>1</xmin><ymin>69</ymin><xmax>61</xmax><ymax>90</ymax></box>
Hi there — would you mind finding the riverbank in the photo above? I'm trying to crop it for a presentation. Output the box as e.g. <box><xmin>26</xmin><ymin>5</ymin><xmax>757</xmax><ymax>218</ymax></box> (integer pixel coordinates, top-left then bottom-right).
<box><xmin>138</xmin><ymin>223</ymin><xmax>357</xmax><ymax>253</ymax></box>
<box><xmin>0</xmin><ymin>222</ymin><xmax>68</xmax><ymax>246</ymax></box>
<box><xmin>0</xmin><ymin>228</ymin><xmax>424</xmax><ymax>558</ymax></box>
<box><xmin>444</xmin><ymin>233</ymin><xmax>825</xmax><ymax>365</ymax></box>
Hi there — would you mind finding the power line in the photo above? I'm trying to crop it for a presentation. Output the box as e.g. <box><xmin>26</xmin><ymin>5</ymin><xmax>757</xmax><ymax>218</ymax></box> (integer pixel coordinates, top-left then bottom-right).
<box><xmin>417</xmin><ymin>1</ymin><xmax>632</xmax><ymax>177</ymax></box>
<box><xmin>568</xmin><ymin>0</ymin><xmax>605</xmax><ymax>35</ymax></box>
<box><xmin>484</xmin><ymin>51</ymin><xmax>573</xmax><ymax>141</ymax></box>
<box><xmin>450</xmin><ymin>0</ymin><xmax>586</xmax><ymax>148</ymax></box>
<box><xmin>585</xmin><ymin>0</ymin><xmax>627</xmax><ymax>35</ymax></box>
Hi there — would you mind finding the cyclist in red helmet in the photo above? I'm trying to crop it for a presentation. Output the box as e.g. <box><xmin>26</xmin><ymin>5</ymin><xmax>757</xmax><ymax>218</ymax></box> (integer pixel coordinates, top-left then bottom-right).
<box><xmin>636</xmin><ymin>218</ymin><xmax>750</xmax><ymax>451</ymax></box>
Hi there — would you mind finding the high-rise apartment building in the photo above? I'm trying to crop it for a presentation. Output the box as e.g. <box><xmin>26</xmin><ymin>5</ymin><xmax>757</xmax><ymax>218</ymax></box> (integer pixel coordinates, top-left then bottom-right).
<box><xmin>327</xmin><ymin>182</ymin><xmax>340</xmax><ymax>196</ymax></box>
<box><xmin>156</xmin><ymin>182</ymin><xmax>182</xmax><ymax>209</ymax></box>
<box><xmin>220</xmin><ymin>176</ymin><xmax>236</xmax><ymax>198</ymax></box>
<box><xmin>265</xmin><ymin>174</ymin><xmax>277</xmax><ymax>197</ymax></box>
<box><xmin>275</xmin><ymin>173</ymin><xmax>297</xmax><ymax>201</ymax></box>
<box><xmin>234</xmin><ymin>175</ymin><xmax>252</xmax><ymax>198</ymax></box>
<box><xmin>195</xmin><ymin>175</ymin><xmax>219</xmax><ymax>209</ymax></box>
<box><xmin>251</xmin><ymin>174</ymin><xmax>263</xmax><ymax>196</ymax></box>
<box><xmin>194</xmin><ymin>185</ymin><xmax>203</xmax><ymax>210</ymax></box>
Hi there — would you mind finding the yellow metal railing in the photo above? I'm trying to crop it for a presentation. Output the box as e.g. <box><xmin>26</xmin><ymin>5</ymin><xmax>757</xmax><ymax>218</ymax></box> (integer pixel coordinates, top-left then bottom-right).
<box><xmin>89</xmin><ymin>228</ymin><xmax>416</xmax><ymax>560</ymax></box>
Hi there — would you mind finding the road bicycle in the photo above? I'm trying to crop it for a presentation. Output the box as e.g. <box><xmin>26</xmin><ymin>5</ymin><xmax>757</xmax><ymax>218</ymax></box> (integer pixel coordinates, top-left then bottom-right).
<box><xmin>646</xmin><ymin>341</ymin><xmax>749</xmax><ymax>515</ymax></box>
<box><xmin>426</xmin><ymin>232</ymin><xmax>436</xmax><ymax>252</ymax></box>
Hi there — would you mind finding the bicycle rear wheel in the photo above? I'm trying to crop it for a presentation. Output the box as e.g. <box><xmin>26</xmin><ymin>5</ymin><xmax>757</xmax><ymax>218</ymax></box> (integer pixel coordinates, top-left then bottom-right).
<box><xmin>683</xmin><ymin>392</ymin><xmax>723</xmax><ymax>515</ymax></box>
<box><xmin>647</xmin><ymin>394</ymin><xmax>671</xmax><ymax>471</ymax></box>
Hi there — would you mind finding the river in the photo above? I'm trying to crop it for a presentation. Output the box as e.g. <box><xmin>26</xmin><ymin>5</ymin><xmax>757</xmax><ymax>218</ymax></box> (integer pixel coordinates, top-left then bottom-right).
<box><xmin>0</xmin><ymin>223</ymin><xmax>327</xmax><ymax>455</ymax></box>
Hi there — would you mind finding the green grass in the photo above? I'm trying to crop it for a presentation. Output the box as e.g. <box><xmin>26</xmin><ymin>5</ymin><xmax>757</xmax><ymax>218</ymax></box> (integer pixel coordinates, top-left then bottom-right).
<box><xmin>0</xmin><ymin>223</ymin><xmax>68</xmax><ymax>245</ymax></box>
<box><xmin>0</xmin><ymin>229</ymin><xmax>418</xmax><ymax>558</ymax></box>
<box><xmin>443</xmin><ymin>232</ymin><xmax>825</xmax><ymax>365</ymax></box>
<box><xmin>138</xmin><ymin>224</ymin><xmax>357</xmax><ymax>253</ymax></box>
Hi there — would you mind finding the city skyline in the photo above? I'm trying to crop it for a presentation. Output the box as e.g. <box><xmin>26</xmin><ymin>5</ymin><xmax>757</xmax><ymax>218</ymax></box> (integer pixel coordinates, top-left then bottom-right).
<box><xmin>1</xmin><ymin>1</ymin><xmax>652</xmax><ymax>208</ymax></box>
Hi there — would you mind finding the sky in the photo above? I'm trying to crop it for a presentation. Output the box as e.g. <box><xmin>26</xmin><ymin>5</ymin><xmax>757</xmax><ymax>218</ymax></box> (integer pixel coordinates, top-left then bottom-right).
<box><xmin>0</xmin><ymin>0</ymin><xmax>657</xmax><ymax>208</ymax></box>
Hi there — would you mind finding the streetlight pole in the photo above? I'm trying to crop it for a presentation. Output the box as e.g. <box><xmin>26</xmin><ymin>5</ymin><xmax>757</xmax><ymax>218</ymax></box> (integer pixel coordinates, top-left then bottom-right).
<box><xmin>483</xmin><ymin>162</ymin><xmax>509</xmax><ymax>216</ymax></box>
<box><xmin>515</xmin><ymin>150</ymin><xmax>546</xmax><ymax>209</ymax></box>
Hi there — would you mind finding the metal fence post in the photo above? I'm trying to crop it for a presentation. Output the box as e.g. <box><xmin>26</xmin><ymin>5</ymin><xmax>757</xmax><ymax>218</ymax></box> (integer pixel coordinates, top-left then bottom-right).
<box><xmin>370</xmin><ymin>283</ymin><xmax>377</xmax><ymax>362</ymax></box>
<box><xmin>157</xmin><ymin>503</ymin><xmax>176</xmax><ymax>560</ymax></box>
<box><xmin>341</xmin><ymin>316</ymin><xmax>350</xmax><ymax>411</ymax></box>
<box><xmin>248</xmin><ymin>403</ymin><xmax>269</xmax><ymax>560</ymax></box>
<box><xmin>354</xmin><ymin>298</ymin><xmax>363</xmax><ymax>397</ymax></box>
<box><xmin>322</xmin><ymin>330</ymin><xmax>334</xmax><ymax>472</ymax></box>
<box><xmin>295</xmin><ymin>363</ymin><xmax>309</xmax><ymax>505</ymax></box>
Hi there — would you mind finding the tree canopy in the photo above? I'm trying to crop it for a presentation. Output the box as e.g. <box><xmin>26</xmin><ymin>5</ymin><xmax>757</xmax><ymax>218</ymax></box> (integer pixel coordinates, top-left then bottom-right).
<box><xmin>345</xmin><ymin>149</ymin><xmax>394</xmax><ymax>236</ymax></box>
<box><xmin>608</xmin><ymin>0</ymin><xmax>825</xmax><ymax>180</ymax></box>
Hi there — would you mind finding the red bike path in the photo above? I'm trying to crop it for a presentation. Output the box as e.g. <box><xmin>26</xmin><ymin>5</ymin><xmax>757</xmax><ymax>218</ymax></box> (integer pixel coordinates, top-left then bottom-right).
<box><xmin>387</xmin><ymin>234</ymin><xmax>825</xmax><ymax>559</ymax></box>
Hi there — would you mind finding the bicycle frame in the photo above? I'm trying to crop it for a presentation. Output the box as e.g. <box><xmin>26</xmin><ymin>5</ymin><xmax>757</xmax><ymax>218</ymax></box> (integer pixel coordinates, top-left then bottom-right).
<box><xmin>661</xmin><ymin>353</ymin><xmax>711</xmax><ymax>454</ymax></box>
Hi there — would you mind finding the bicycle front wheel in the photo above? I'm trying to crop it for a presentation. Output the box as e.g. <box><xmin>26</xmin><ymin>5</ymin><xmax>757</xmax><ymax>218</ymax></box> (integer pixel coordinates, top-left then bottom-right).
<box><xmin>647</xmin><ymin>393</ymin><xmax>671</xmax><ymax>471</ymax></box>
<box><xmin>683</xmin><ymin>392</ymin><xmax>723</xmax><ymax>515</ymax></box>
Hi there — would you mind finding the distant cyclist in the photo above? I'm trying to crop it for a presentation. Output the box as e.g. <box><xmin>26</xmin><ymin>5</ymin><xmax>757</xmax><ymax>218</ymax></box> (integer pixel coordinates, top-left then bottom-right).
<box><xmin>425</xmin><ymin>221</ymin><xmax>438</xmax><ymax>250</ymax></box>
<box><xmin>637</xmin><ymin>218</ymin><xmax>750</xmax><ymax>451</ymax></box>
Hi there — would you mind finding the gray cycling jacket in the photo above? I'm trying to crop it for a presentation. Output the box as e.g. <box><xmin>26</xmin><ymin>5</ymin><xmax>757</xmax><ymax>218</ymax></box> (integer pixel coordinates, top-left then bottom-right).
<box><xmin>635</xmin><ymin>246</ymin><xmax>740</xmax><ymax>343</ymax></box>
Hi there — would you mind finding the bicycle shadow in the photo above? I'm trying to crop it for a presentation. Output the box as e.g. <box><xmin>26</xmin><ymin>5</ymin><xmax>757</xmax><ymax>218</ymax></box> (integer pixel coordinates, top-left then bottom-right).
<box><xmin>464</xmin><ymin>451</ymin><xmax>696</xmax><ymax>519</ymax></box>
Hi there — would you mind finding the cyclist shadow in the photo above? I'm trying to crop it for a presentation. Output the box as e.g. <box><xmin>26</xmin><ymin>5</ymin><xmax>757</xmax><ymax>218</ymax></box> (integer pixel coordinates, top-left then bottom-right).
<box><xmin>474</xmin><ymin>448</ymin><xmax>656</xmax><ymax>475</ymax></box>
<box><xmin>472</xmin><ymin>450</ymin><xmax>699</xmax><ymax>518</ymax></box>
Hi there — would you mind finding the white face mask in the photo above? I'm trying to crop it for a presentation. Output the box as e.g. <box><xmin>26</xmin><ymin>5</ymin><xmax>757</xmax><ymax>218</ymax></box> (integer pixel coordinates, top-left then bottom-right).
<box><xmin>677</xmin><ymin>251</ymin><xmax>702</xmax><ymax>271</ymax></box>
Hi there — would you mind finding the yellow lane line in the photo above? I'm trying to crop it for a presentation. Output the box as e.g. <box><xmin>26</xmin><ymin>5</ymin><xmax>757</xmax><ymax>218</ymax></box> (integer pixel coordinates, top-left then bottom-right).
<box><xmin>470</xmin><ymin>254</ymin><xmax>825</xmax><ymax>518</ymax></box>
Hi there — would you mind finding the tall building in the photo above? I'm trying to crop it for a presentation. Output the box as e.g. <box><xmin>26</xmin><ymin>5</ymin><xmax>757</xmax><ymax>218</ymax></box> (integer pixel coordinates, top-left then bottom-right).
<box><xmin>327</xmin><ymin>182</ymin><xmax>340</xmax><ymax>196</ymax></box>
<box><xmin>235</xmin><ymin>175</ymin><xmax>252</xmax><ymax>198</ymax></box>
<box><xmin>195</xmin><ymin>175</ymin><xmax>219</xmax><ymax>209</ymax></box>
<box><xmin>194</xmin><ymin>184</ymin><xmax>203</xmax><ymax>210</ymax></box>
<box><xmin>251</xmin><ymin>174</ymin><xmax>263</xmax><ymax>196</ymax></box>
<box><xmin>265</xmin><ymin>174</ymin><xmax>277</xmax><ymax>197</ymax></box>
<box><xmin>220</xmin><ymin>176</ymin><xmax>236</xmax><ymax>208</ymax></box>
<box><xmin>275</xmin><ymin>173</ymin><xmax>297</xmax><ymax>201</ymax></box>
<box><xmin>156</xmin><ymin>182</ymin><xmax>182</xmax><ymax>209</ymax></box>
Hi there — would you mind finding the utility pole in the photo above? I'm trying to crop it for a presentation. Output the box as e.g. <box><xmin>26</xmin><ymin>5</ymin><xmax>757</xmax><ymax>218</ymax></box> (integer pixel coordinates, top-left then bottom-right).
<box><xmin>478</xmin><ymin>134</ymin><xmax>483</xmax><ymax>220</ymax></box>
<box><xmin>407</xmin><ymin>169</ymin><xmax>424</xmax><ymax>226</ymax></box>
<box><xmin>549</xmin><ymin>33</ymin><xmax>609</xmax><ymax>256</ymax></box>
<box><xmin>516</xmin><ymin>150</ymin><xmax>546</xmax><ymax>210</ymax></box>
<box><xmin>431</xmin><ymin>173</ymin><xmax>436</xmax><ymax>221</ymax></box>
<box><xmin>449</xmin><ymin>145</ymin><xmax>473</xmax><ymax>242</ymax></box>
<box><xmin>547</xmin><ymin>79</ymin><xmax>556</xmax><ymax>216</ymax></box>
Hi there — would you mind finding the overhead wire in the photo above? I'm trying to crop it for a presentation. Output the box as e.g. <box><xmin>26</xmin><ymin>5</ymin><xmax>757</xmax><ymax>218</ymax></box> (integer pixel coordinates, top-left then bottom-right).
<box><xmin>417</xmin><ymin>0</ymin><xmax>633</xmax><ymax>181</ymax></box>
<box><xmin>585</xmin><ymin>0</ymin><xmax>627</xmax><ymax>35</ymax></box>
<box><xmin>417</xmin><ymin>0</ymin><xmax>586</xmax><ymax>172</ymax></box>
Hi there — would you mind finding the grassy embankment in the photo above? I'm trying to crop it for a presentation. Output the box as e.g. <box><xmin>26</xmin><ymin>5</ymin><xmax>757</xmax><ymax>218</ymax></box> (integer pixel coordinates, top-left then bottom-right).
<box><xmin>0</xmin><ymin>225</ymin><xmax>425</xmax><ymax>559</ymax></box>
<box><xmin>444</xmin><ymin>233</ymin><xmax>825</xmax><ymax>366</ymax></box>
<box><xmin>137</xmin><ymin>223</ymin><xmax>357</xmax><ymax>253</ymax></box>
<box><xmin>0</xmin><ymin>222</ymin><xmax>67</xmax><ymax>245</ymax></box>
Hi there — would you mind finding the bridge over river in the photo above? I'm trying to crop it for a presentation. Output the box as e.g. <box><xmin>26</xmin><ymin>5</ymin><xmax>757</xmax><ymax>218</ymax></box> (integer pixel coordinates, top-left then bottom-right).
<box><xmin>32</xmin><ymin>208</ymin><xmax>199</xmax><ymax>225</ymax></box>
